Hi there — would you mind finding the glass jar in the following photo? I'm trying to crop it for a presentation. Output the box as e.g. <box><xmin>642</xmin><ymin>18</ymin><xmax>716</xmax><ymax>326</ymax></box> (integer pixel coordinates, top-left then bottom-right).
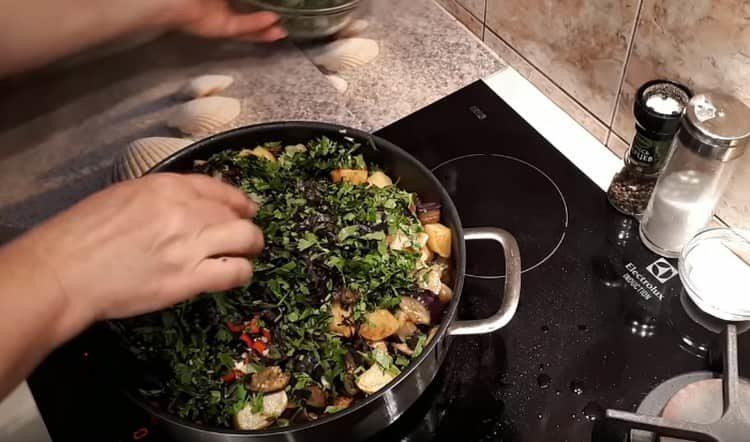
<box><xmin>607</xmin><ymin>80</ymin><xmax>691</xmax><ymax>217</ymax></box>
<box><xmin>640</xmin><ymin>93</ymin><xmax>750</xmax><ymax>257</ymax></box>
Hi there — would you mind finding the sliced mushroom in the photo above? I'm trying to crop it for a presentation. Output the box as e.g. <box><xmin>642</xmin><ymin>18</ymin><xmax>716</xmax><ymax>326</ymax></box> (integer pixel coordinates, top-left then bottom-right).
<box><xmin>330</xmin><ymin>169</ymin><xmax>368</xmax><ymax>185</ymax></box>
<box><xmin>359</xmin><ymin>309</ymin><xmax>400</xmax><ymax>341</ymax></box>
<box><xmin>249</xmin><ymin>366</ymin><xmax>291</xmax><ymax>393</ymax></box>
<box><xmin>438</xmin><ymin>283</ymin><xmax>454</xmax><ymax>304</ymax></box>
<box><xmin>419</xmin><ymin>245</ymin><xmax>434</xmax><ymax>265</ymax></box>
<box><xmin>394</xmin><ymin>310</ymin><xmax>418</xmax><ymax>341</ymax></box>
<box><xmin>388</xmin><ymin>231</ymin><xmax>410</xmax><ymax>251</ymax></box>
<box><xmin>233</xmin><ymin>391</ymin><xmax>289</xmax><ymax>430</ymax></box>
<box><xmin>392</xmin><ymin>342</ymin><xmax>414</xmax><ymax>356</ymax></box>
<box><xmin>400</xmin><ymin>296</ymin><xmax>431</xmax><ymax>325</ymax></box>
<box><xmin>424</xmin><ymin>223</ymin><xmax>452</xmax><ymax>258</ymax></box>
<box><xmin>305</xmin><ymin>386</ymin><xmax>327</xmax><ymax>409</ymax></box>
<box><xmin>356</xmin><ymin>364</ymin><xmax>396</xmax><ymax>394</ymax></box>
<box><xmin>329</xmin><ymin>302</ymin><xmax>355</xmax><ymax>338</ymax></box>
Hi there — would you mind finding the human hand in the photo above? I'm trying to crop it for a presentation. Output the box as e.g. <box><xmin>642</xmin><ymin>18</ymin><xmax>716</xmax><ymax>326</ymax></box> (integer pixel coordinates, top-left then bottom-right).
<box><xmin>8</xmin><ymin>173</ymin><xmax>264</xmax><ymax>324</ymax></box>
<box><xmin>170</xmin><ymin>0</ymin><xmax>288</xmax><ymax>41</ymax></box>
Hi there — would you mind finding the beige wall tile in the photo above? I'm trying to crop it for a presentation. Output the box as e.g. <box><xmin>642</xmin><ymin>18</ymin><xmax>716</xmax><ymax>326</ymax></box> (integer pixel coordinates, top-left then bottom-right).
<box><xmin>458</xmin><ymin>0</ymin><xmax>485</xmax><ymax>19</ymax></box>
<box><xmin>485</xmin><ymin>0</ymin><xmax>639</xmax><ymax>123</ymax></box>
<box><xmin>484</xmin><ymin>30</ymin><xmax>609</xmax><ymax>143</ymax></box>
<box><xmin>606</xmin><ymin>133</ymin><xmax>629</xmax><ymax>159</ymax></box>
<box><xmin>612</xmin><ymin>0</ymin><xmax>750</xmax><ymax>141</ymax></box>
<box><xmin>435</xmin><ymin>0</ymin><xmax>484</xmax><ymax>38</ymax></box>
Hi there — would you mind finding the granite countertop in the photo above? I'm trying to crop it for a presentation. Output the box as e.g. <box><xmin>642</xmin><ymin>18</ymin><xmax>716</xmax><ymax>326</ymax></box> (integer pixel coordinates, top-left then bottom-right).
<box><xmin>0</xmin><ymin>0</ymin><xmax>503</xmax><ymax>230</ymax></box>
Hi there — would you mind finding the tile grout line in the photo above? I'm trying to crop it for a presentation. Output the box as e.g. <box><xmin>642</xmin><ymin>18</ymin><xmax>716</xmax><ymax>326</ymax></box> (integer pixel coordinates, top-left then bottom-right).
<box><xmin>482</xmin><ymin>0</ymin><xmax>488</xmax><ymax>40</ymax></box>
<box><xmin>608</xmin><ymin>0</ymin><xmax>645</xmax><ymax>133</ymax></box>
<box><xmin>484</xmin><ymin>27</ymin><xmax>611</xmax><ymax>130</ymax></box>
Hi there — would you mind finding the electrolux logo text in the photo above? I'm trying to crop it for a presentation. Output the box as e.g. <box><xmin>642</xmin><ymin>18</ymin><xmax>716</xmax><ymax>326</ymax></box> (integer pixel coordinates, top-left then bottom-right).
<box><xmin>622</xmin><ymin>262</ymin><xmax>669</xmax><ymax>301</ymax></box>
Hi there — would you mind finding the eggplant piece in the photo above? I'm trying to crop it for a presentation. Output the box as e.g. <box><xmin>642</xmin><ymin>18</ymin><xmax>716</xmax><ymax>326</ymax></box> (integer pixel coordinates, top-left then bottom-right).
<box><xmin>358</xmin><ymin>310</ymin><xmax>400</xmax><ymax>341</ymax></box>
<box><xmin>332</xmin><ymin>396</ymin><xmax>354</xmax><ymax>409</ymax></box>
<box><xmin>424</xmin><ymin>223</ymin><xmax>452</xmax><ymax>258</ymax></box>
<box><xmin>329</xmin><ymin>302</ymin><xmax>355</xmax><ymax>338</ymax></box>
<box><xmin>335</xmin><ymin>288</ymin><xmax>360</xmax><ymax>306</ymax></box>
<box><xmin>400</xmin><ymin>296</ymin><xmax>431</xmax><ymax>325</ymax></box>
<box><xmin>305</xmin><ymin>386</ymin><xmax>327</xmax><ymax>409</ymax></box>
<box><xmin>417</xmin><ymin>202</ymin><xmax>441</xmax><ymax>225</ymax></box>
<box><xmin>356</xmin><ymin>364</ymin><xmax>396</xmax><ymax>394</ymax></box>
<box><xmin>249</xmin><ymin>366</ymin><xmax>291</xmax><ymax>393</ymax></box>
<box><xmin>330</xmin><ymin>169</ymin><xmax>368</xmax><ymax>185</ymax></box>
<box><xmin>234</xmin><ymin>391</ymin><xmax>288</xmax><ymax>430</ymax></box>
<box><xmin>367</xmin><ymin>171</ymin><xmax>393</xmax><ymax>188</ymax></box>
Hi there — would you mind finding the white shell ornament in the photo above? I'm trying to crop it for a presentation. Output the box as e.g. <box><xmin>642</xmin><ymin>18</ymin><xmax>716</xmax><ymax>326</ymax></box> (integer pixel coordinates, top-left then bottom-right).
<box><xmin>167</xmin><ymin>96</ymin><xmax>241</xmax><ymax>136</ymax></box>
<box><xmin>178</xmin><ymin>74</ymin><xmax>234</xmax><ymax>99</ymax></box>
<box><xmin>311</xmin><ymin>38</ymin><xmax>379</xmax><ymax>73</ymax></box>
<box><xmin>325</xmin><ymin>74</ymin><xmax>348</xmax><ymax>93</ymax></box>
<box><xmin>113</xmin><ymin>137</ymin><xmax>193</xmax><ymax>181</ymax></box>
<box><xmin>338</xmin><ymin>19</ymin><xmax>369</xmax><ymax>37</ymax></box>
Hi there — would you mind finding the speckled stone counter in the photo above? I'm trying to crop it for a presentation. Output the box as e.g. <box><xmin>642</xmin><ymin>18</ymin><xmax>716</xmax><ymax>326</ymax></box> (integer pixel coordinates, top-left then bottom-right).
<box><xmin>0</xmin><ymin>0</ymin><xmax>503</xmax><ymax>229</ymax></box>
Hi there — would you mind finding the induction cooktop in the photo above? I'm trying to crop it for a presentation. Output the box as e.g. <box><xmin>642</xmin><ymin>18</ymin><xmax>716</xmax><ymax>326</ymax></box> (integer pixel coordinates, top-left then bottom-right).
<box><xmin>26</xmin><ymin>81</ymin><xmax>750</xmax><ymax>442</ymax></box>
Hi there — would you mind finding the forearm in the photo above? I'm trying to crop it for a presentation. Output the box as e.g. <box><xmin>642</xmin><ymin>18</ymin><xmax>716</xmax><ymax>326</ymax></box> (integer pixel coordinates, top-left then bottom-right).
<box><xmin>0</xmin><ymin>0</ymin><xmax>177</xmax><ymax>77</ymax></box>
<box><xmin>0</xmin><ymin>235</ymin><xmax>91</xmax><ymax>399</ymax></box>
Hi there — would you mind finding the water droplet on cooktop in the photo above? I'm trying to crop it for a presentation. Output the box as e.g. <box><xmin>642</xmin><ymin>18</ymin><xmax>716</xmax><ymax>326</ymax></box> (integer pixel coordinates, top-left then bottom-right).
<box><xmin>432</xmin><ymin>154</ymin><xmax>568</xmax><ymax>278</ymax></box>
<box><xmin>541</xmin><ymin>325</ymin><xmax>550</xmax><ymax>333</ymax></box>
<box><xmin>555</xmin><ymin>390</ymin><xmax>561</xmax><ymax>396</ymax></box>
<box><xmin>571</xmin><ymin>413</ymin><xmax>577</xmax><ymax>420</ymax></box>
<box><xmin>577</xmin><ymin>324</ymin><xmax>588</xmax><ymax>332</ymax></box>
<box><xmin>536</xmin><ymin>413</ymin><xmax>543</xmax><ymax>420</ymax></box>
<box><xmin>537</xmin><ymin>373</ymin><xmax>551</xmax><ymax>389</ymax></box>
<box><xmin>538</xmin><ymin>363</ymin><xmax>545</xmax><ymax>371</ymax></box>
<box><xmin>570</xmin><ymin>380</ymin><xmax>584</xmax><ymax>395</ymax></box>
<box><xmin>583</xmin><ymin>401</ymin><xmax>604</xmax><ymax>421</ymax></box>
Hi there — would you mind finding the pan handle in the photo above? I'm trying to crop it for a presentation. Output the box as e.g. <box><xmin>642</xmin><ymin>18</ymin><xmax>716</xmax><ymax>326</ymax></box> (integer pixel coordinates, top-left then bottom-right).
<box><xmin>448</xmin><ymin>227</ymin><xmax>522</xmax><ymax>336</ymax></box>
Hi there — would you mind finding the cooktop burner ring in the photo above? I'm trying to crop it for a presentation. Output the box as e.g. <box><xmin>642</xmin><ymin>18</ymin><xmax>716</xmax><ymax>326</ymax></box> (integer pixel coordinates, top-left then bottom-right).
<box><xmin>431</xmin><ymin>153</ymin><xmax>569</xmax><ymax>279</ymax></box>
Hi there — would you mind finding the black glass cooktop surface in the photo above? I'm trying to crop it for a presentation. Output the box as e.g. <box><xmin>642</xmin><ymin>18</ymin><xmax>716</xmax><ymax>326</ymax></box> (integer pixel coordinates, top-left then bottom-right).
<box><xmin>27</xmin><ymin>81</ymin><xmax>750</xmax><ymax>442</ymax></box>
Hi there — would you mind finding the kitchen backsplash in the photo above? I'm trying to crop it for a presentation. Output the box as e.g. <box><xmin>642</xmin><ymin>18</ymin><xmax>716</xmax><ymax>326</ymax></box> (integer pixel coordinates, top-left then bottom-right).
<box><xmin>435</xmin><ymin>0</ymin><xmax>750</xmax><ymax>228</ymax></box>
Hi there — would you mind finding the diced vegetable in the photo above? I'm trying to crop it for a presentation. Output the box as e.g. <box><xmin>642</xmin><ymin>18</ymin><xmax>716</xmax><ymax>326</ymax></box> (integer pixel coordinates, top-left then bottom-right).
<box><xmin>332</xmin><ymin>396</ymin><xmax>353</xmax><ymax>409</ymax></box>
<box><xmin>399</xmin><ymin>296</ymin><xmax>431</xmax><ymax>325</ymax></box>
<box><xmin>329</xmin><ymin>302</ymin><xmax>355</xmax><ymax>338</ymax></box>
<box><xmin>249</xmin><ymin>366</ymin><xmax>291</xmax><ymax>393</ymax></box>
<box><xmin>305</xmin><ymin>386</ymin><xmax>327</xmax><ymax>409</ymax></box>
<box><xmin>369</xmin><ymin>341</ymin><xmax>388</xmax><ymax>353</ymax></box>
<box><xmin>285</xmin><ymin>144</ymin><xmax>307</xmax><ymax>154</ymax></box>
<box><xmin>240</xmin><ymin>147</ymin><xmax>277</xmax><ymax>162</ymax></box>
<box><xmin>359</xmin><ymin>310</ymin><xmax>400</xmax><ymax>341</ymax></box>
<box><xmin>392</xmin><ymin>342</ymin><xmax>414</xmax><ymax>356</ymax></box>
<box><xmin>367</xmin><ymin>171</ymin><xmax>393</xmax><ymax>188</ymax></box>
<box><xmin>424</xmin><ymin>223</ymin><xmax>452</xmax><ymax>258</ymax></box>
<box><xmin>438</xmin><ymin>283</ymin><xmax>454</xmax><ymax>304</ymax></box>
<box><xmin>417</xmin><ymin>202</ymin><xmax>442</xmax><ymax>225</ymax></box>
<box><xmin>234</xmin><ymin>391</ymin><xmax>288</xmax><ymax>430</ymax></box>
<box><xmin>417</xmin><ymin>265</ymin><xmax>444</xmax><ymax>295</ymax></box>
<box><xmin>330</xmin><ymin>169</ymin><xmax>368</xmax><ymax>185</ymax></box>
<box><xmin>356</xmin><ymin>363</ymin><xmax>396</xmax><ymax>394</ymax></box>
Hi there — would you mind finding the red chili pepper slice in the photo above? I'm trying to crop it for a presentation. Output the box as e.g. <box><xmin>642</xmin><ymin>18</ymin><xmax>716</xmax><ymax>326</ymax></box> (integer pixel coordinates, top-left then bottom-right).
<box><xmin>226</xmin><ymin>322</ymin><xmax>245</xmax><ymax>334</ymax></box>
<box><xmin>222</xmin><ymin>371</ymin><xmax>237</xmax><ymax>383</ymax></box>
<box><xmin>239</xmin><ymin>333</ymin><xmax>253</xmax><ymax>347</ymax></box>
<box><xmin>251</xmin><ymin>340</ymin><xmax>268</xmax><ymax>354</ymax></box>
<box><xmin>249</xmin><ymin>319</ymin><xmax>261</xmax><ymax>334</ymax></box>
<box><xmin>133</xmin><ymin>427</ymin><xmax>149</xmax><ymax>440</ymax></box>
<box><xmin>262</xmin><ymin>329</ymin><xmax>272</xmax><ymax>342</ymax></box>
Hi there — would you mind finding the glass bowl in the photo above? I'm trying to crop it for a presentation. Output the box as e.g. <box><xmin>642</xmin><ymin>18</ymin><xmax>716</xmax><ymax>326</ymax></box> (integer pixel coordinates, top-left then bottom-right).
<box><xmin>679</xmin><ymin>227</ymin><xmax>750</xmax><ymax>321</ymax></box>
<box><xmin>232</xmin><ymin>0</ymin><xmax>361</xmax><ymax>40</ymax></box>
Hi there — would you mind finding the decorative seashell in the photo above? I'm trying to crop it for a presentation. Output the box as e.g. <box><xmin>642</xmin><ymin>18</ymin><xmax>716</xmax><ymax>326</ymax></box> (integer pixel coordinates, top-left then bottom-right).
<box><xmin>167</xmin><ymin>96</ymin><xmax>241</xmax><ymax>136</ymax></box>
<box><xmin>325</xmin><ymin>74</ymin><xmax>348</xmax><ymax>93</ymax></box>
<box><xmin>178</xmin><ymin>75</ymin><xmax>234</xmax><ymax>99</ymax></box>
<box><xmin>338</xmin><ymin>19</ymin><xmax>369</xmax><ymax>37</ymax></box>
<box><xmin>113</xmin><ymin>137</ymin><xmax>193</xmax><ymax>181</ymax></box>
<box><xmin>311</xmin><ymin>38</ymin><xmax>379</xmax><ymax>73</ymax></box>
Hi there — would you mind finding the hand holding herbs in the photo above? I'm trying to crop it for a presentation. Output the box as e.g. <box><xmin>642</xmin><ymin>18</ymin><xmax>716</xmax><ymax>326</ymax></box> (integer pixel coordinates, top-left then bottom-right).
<box><xmin>119</xmin><ymin>138</ymin><xmax>454</xmax><ymax>430</ymax></box>
<box><xmin>0</xmin><ymin>173</ymin><xmax>261</xmax><ymax>400</ymax></box>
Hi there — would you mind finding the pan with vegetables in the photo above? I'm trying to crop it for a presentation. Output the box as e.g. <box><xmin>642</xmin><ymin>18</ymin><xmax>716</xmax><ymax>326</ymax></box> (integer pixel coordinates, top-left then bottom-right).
<box><xmin>114</xmin><ymin>122</ymin><xmax>521</xmax><ymax>442</ymax></box>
